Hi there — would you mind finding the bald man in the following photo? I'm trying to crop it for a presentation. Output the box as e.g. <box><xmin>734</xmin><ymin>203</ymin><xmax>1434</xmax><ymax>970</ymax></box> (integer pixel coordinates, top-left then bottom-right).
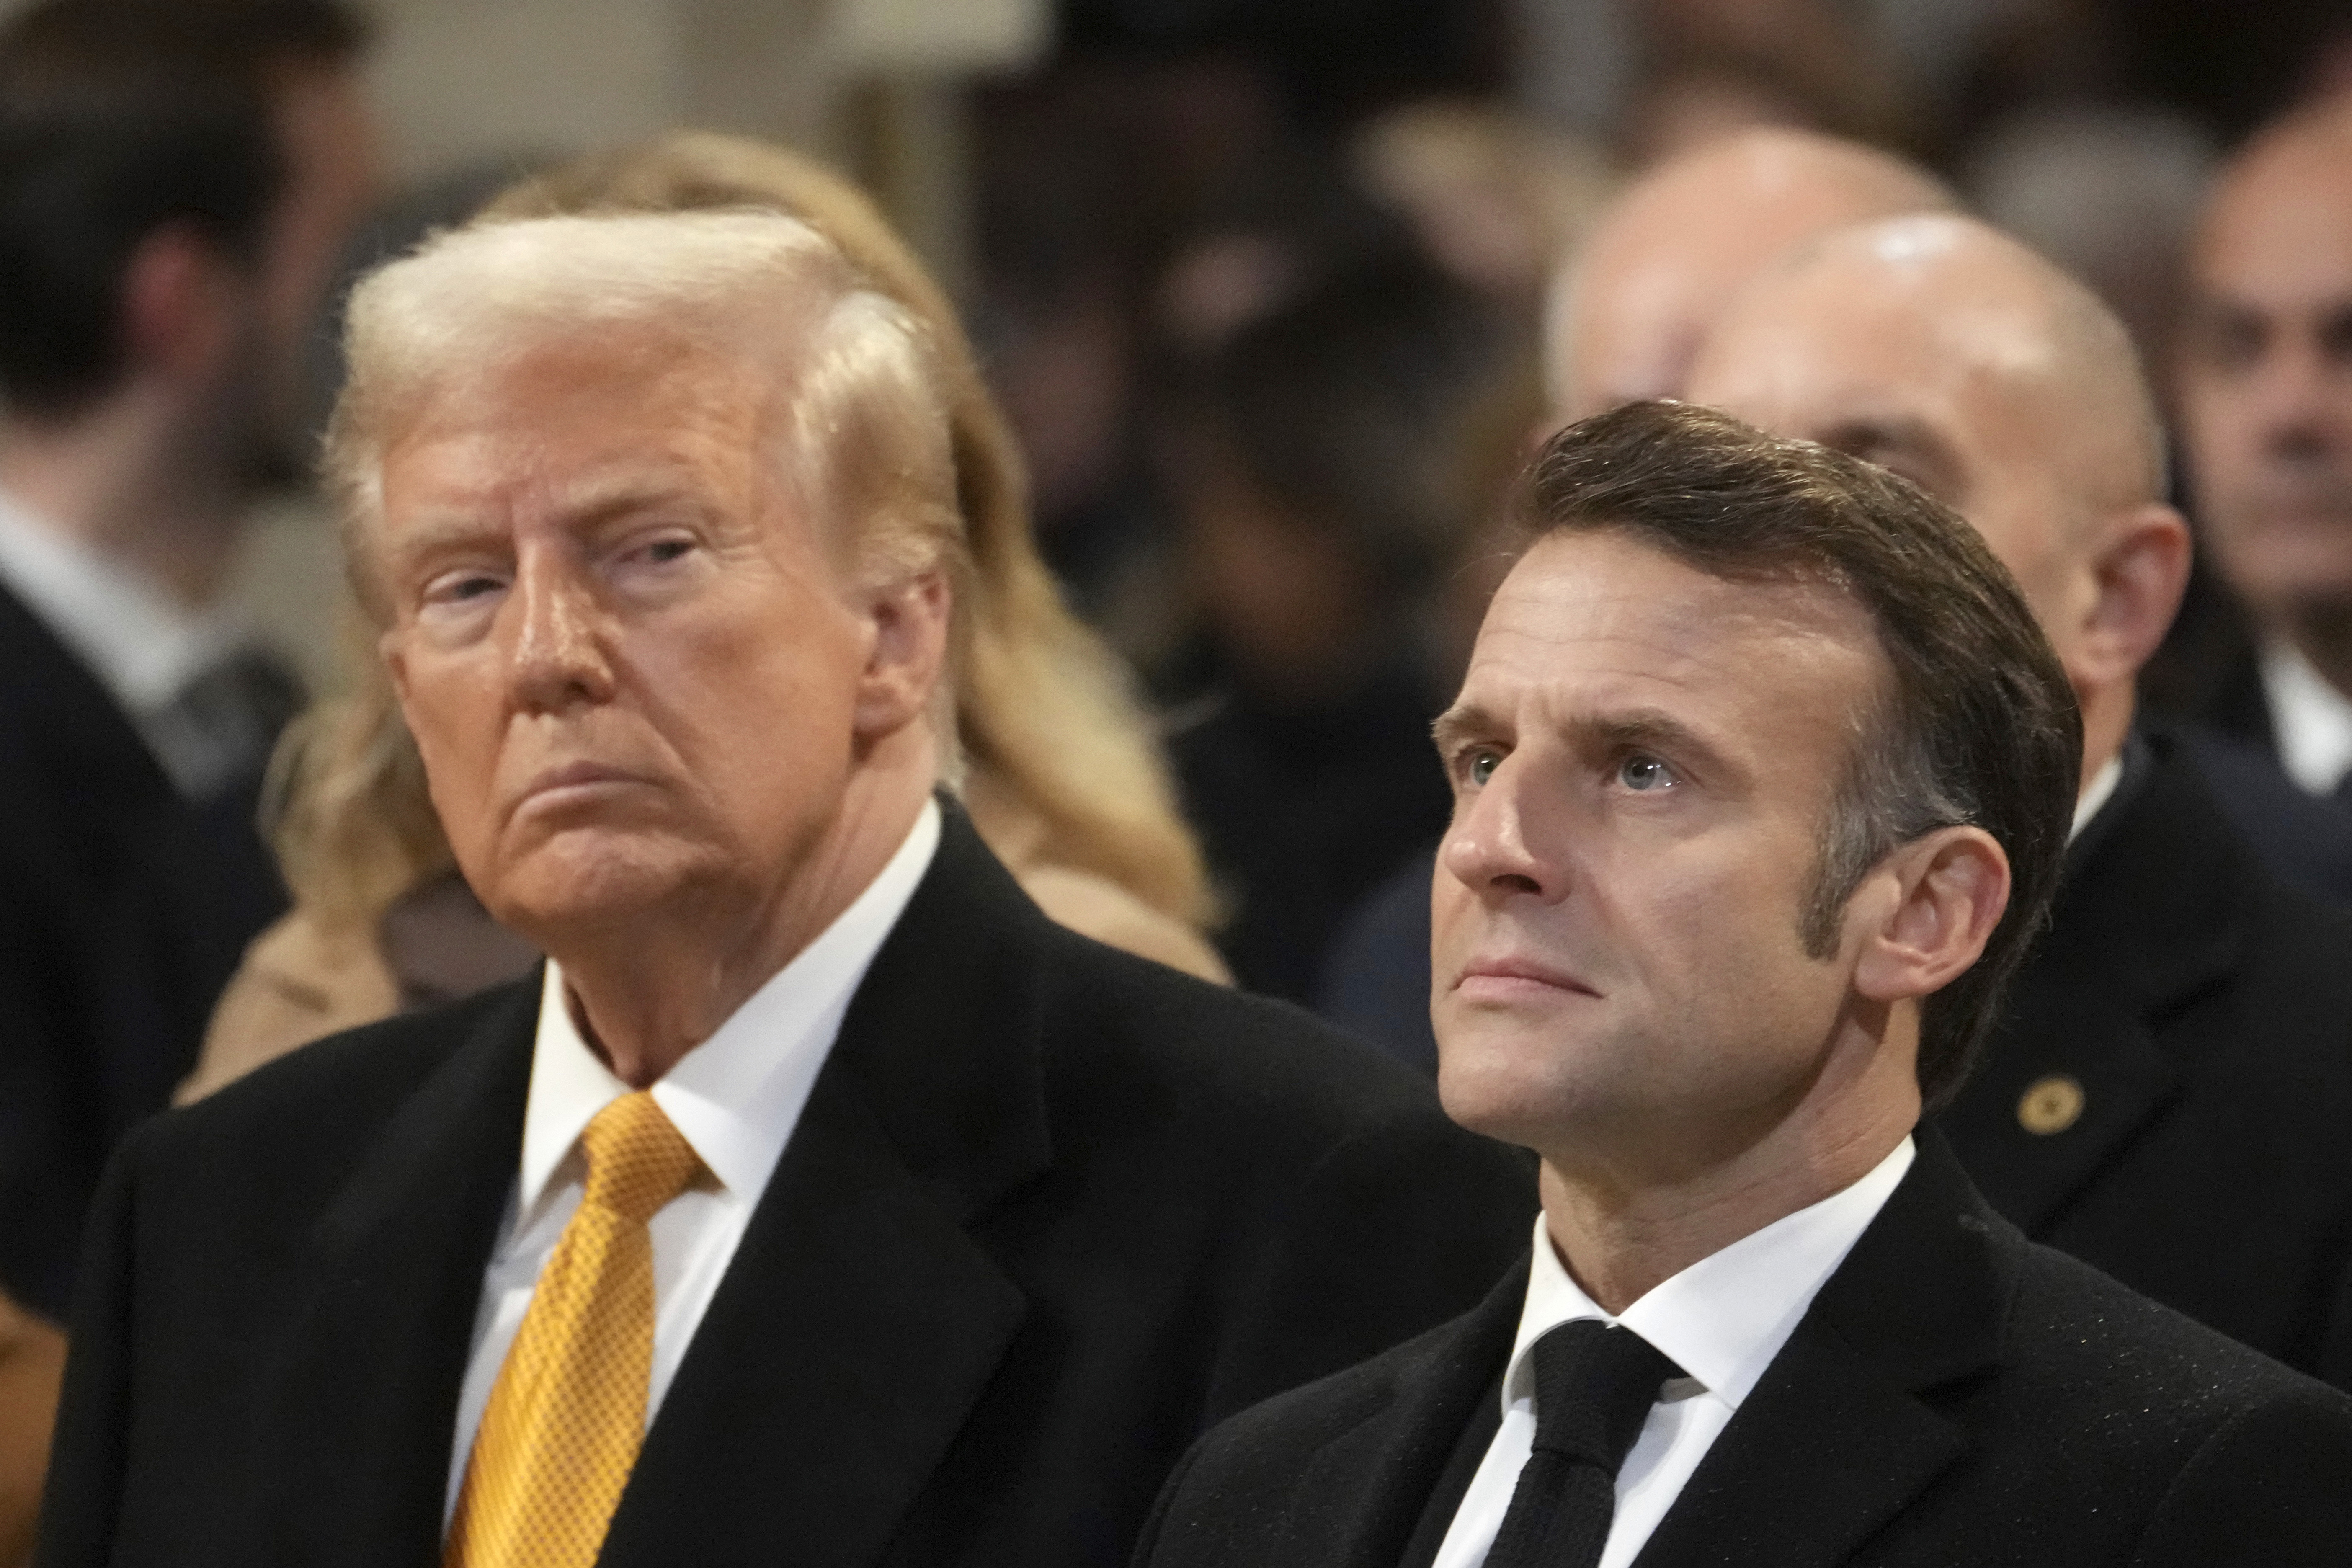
<box><xmin>2177</xmin><ymin>98</ymin><xmax>2352</xmax><ymax>804</ymax></box>
<box><xmin>1319</xmin><ymin>129</ymin><xmax>1955</xmax><ymax>1071</ymax></box>
<box><xmin>1542</xmin><ymin>127</ymin><xmax>1954</xmax><ymax>423</ymax></box>
<box><xmin>1687</xmin><ymin>214</ymin><xmax>2352</xmax><ymax>1387</ymax></box>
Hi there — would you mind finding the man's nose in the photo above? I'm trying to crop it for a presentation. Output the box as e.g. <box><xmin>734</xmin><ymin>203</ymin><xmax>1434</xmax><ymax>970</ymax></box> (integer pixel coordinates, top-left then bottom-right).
<box><xmin>506</xmin><ymin>549</ymin><xmax>616</xmax><ymax>713</ymax></box>
<box><xmin>1439</xmin><ymin>756</ymin><xmax>1558</xmax><ymax>903</ymax></box>
<box><xmin>2251</xmin><ymin>338</ymin><xmax>2352</xmax><ymax>461</ymax></box>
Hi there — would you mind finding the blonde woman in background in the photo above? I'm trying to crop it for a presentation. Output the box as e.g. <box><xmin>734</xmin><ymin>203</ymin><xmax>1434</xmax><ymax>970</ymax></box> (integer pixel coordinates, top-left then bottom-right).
<box><xmin>185</xmin><ymin>131</ymin><xmax>1224</xmax><ymax>1102</ymax></box>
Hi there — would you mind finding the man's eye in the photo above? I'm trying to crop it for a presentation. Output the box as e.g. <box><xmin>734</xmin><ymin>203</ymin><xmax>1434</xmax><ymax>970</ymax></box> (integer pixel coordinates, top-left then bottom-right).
<box><xmin>1617</xmin><ymin>754</ymin><xmax>1676</xmax><ymax>792</ymax></box>
<box><xmin>622</xmin><ymin>535</ymin><xmax>696</xmax><ymax>569</ymax></box>
<box><xmin>425</xmin><ymin>572</ymin><xmax>504</xmax><ymax>606</ymax></box>
<box><xmin>1467</xmin><ymin>750</ymin><xmax>1501</xmax><ymax>787</ymax></box>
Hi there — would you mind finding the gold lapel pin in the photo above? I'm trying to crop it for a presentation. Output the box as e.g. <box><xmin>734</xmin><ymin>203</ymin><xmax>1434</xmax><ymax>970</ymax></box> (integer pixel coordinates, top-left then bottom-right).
<box><xmin>2017</xmin><ymin>1074</ymin><xmax>2086</xmax><ymax>1136</ymax></box>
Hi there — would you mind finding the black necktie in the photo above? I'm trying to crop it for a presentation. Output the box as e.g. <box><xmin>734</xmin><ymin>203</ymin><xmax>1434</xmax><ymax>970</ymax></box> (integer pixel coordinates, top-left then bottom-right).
<box><xmin>1483</xmin><ymin>1320</ymin><xmax>1683</xmax><ymax>1568</ymax></box>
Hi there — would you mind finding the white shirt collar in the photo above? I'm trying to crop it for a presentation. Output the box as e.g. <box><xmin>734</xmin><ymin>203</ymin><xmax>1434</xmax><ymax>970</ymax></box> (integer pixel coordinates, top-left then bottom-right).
<box><xmin>0</xmin><ymin>485</ymin><xmax>243</xmax><ymax>717</ymax></box>
<box><xmin>2259</xmin><ymin>638</ymin><xmax>2352</xmax><ymax>797</ymax></box>
<box><xmin>1504</xmin><ymin>1136</ymin><xmax>1914</xmax><ymax>1415</ymax></box>
<box><xmin>514</xmin><ymin>797</ymin><xmax>942</xmax><ymax>1223</ymax></box>
<box><xmin>2069</xmin><ymin>753</ymin><xmax>2123</xmax><ymax>842</ymax></box>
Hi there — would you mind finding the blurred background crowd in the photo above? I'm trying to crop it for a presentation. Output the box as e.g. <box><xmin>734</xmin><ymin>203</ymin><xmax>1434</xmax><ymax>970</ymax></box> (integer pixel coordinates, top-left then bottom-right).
<box><xmin>5</xmin><ymin>0</ymin><xmax>2352</xmax><ymax>1559</ymax></box>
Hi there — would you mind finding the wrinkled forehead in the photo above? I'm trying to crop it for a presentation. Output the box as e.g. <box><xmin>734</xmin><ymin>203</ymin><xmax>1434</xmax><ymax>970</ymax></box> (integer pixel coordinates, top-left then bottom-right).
<box><xmin>1471</xmin><ymin>531</ymin><xmax>1889</xmax><ymax>721</ymax></box>
<box><xmin>352</xmin><ymin>315</ymin><xmax>824</xmax><ymax>608</ymax></box>
<box><xmin>387</xmin><ymin>341</ymin><xmax>781</xmax><ymax>504</ymax></box>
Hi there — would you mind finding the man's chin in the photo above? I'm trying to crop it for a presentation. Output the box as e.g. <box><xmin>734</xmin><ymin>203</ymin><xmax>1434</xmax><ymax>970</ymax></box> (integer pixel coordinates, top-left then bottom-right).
<box><xmin>1434</xmin><ymin>1027</ymin><xmax>1602</xmax><ymax>1150</ymax></box>
<box><xmin>474</xmin><ymin>846</ymin><xmax>708</xmax><ymax>950</ymax></box>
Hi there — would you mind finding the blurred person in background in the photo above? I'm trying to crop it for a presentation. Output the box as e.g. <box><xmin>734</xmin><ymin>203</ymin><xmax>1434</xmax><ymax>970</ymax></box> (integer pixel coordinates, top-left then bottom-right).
<box><xmin>1963</xmin><ymin>105</ymin><xmax>2218</xmax><ymax>379</ymax></box>
<box><xmin>973</xmin><ymin>57</ymin><xmax>1300</xmax><ymax>627</ymax></box>
<box><xmin>183</xmin><ymin>131</ymin><xmax>1226</xmax><ymax>1104</ymax></box>
<box><xmin>1349</xmin><ymin>100</ymin><xmax>1619</xmax><ymax>325</ymax></box>
<box><xmin>2173</xmin><ymin>96</ymin><xmax>2352</xmax><ymax>813</ymax></box>
<box><xmin>1616</xmin><ymin>0</ymin><xmax>1911</xmax><ymax>165</ymax></box>
<box><xmin>1321</xmin><ymin>126</ymin><xmax>1951</xmax><ymax>1069</ymax></box>
<box><xmin>1546</xmin><ymin>127</ymin><xmax>1955</xmax><ymax>425</ymax></box>
<box><xmin>1154</xmin><ymin>240</ymin><xmax>1529</xmax><ymax>1002</ymax></box>
<box><xmin>1688</xmin><ymin>212</ymin><xmax>2352</xmax><ymax>1385</ymax></box>
<box><xmin>0</xmin><ymin>0</ymin><xmax>377</xmax><ymax>1322</ymax></box>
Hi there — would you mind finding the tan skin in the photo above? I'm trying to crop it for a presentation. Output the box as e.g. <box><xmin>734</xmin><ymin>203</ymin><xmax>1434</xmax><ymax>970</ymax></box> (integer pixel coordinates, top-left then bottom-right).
<box><xmin>1543</xmin><ymin>127</ymin><xmax>1952</xmax><ymax>425</ymax></box>
<box><xmin>1687</xmin><ymin>215</ymin><xmax>2189</xmax><ymax>798</ymax></box>
<box><xmin>2178</xmin><ymin>104</ymin><xmax>2352</xmax><ymax>696</ymax></box>
<box><xmin>1432</xmin><ymin>533</ymin><xmax>2007</xmax><ymax>1311</ymax></box>
<box><xmin>0</xmin><ymin>61</ymin><xmax>382</xmax><ymax>610</ymax></box>
<box><xmin>0</xmin><ymin>1292</ymin><xmax>64</xmax><ymax>1568</ymax></box>
<box><xmin>376</xmin><ymin>325</ymin><xmax>949</xmax><ymax>1086</ymax></box>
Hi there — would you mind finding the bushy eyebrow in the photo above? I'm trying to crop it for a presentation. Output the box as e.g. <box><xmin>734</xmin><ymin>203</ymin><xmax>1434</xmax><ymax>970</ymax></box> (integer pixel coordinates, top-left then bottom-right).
<box><xmin>1582</xmin><ymin>707</ymin><xmax>1715</xmax><ymax>763</ymax></box>
<box><xmin>1431</xmin><ymin>701</ymin><xmax>1501</xmax><ymax>758</ymax></box>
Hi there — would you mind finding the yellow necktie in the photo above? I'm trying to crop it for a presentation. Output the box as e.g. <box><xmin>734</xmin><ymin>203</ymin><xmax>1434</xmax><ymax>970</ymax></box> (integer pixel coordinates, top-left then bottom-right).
<box><xmin>445</xmin><ymin>1091</ymin><xmax>702</xmax><ymax>1568</ymax></box>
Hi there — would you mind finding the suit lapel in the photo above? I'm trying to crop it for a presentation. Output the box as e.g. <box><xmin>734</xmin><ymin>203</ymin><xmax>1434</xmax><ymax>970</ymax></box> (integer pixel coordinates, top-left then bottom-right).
<box><xmin>600</xmin><ymin>809</ymin><xmax>1051</xmax><ymax>1568</ymax></box>
<box><xmin>1280</xmin><ymin>1264</ymin><xmax>1526</xmax><ymax>1568</ymax></box>
<box><xmin>1944</xmin><ymin>954</ymin><xmax>2182</xmax><ymax>1231</ymax></box>
<box><xmin>1633</xmin><ymin>1135</ymin><xmax>2010</xmax><ymax>1568</ymax></box>
<box><xmin>1935</xmin><ymin>735</ymin><xmax>2240</xmax><ymax>1232</ymax></box>
<box><xmin>259</xmin><ymin>982</ymin><xmax>539</xmax><ymax>1566</ymax></box>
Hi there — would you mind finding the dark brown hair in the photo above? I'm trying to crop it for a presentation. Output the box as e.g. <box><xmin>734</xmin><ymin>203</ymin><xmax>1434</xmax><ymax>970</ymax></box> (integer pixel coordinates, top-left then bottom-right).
<box><xmin>1514</xmin><ymin>400</ymin><xmax>2080</xmax><ymax>1108</ymax></box>
<box><xmin>0</xmin><ymin>0</ymin><xmax>369</xmax><ymax>415</ymax></box>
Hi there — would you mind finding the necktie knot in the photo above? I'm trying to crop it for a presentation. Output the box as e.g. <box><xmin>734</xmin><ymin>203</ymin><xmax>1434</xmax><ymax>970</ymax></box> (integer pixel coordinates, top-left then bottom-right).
<box><xmin>579</xmin><ymin>1092</ymin><xmax>700</xmax><ymax>1225</ymax></box>
<box><xmin>1528</xmin><ymin>1319</ymin><xmax>1682</xmax><ymax>1476</ymax></box>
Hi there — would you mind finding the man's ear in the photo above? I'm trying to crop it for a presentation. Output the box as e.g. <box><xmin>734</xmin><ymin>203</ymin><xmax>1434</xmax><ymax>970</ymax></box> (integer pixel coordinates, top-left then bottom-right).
<box><xmin>119</xmin><ymin>221</ymin><xmax>247</xmax><ymax>387</ymax></box>
<box><xmin>852</xmin><ymin>567</ymin><xmax>952</xmax><ymax>741</ymax></box>
<box><xmin>2073</xmin><ymin>503</ymin><xmax>2190</xmax><ymax>691</ymax></box>
<box><xmin>1852</xmin><ymin>826</ymin><xmax>2011</xmax><ymax>1006</ymax></box>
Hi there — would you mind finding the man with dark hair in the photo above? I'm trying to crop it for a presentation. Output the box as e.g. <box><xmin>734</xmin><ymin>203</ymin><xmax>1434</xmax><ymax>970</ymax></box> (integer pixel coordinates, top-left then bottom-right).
<box><xmin>1135</xmin><ymin>402</ymin><xmax>2352</xmax><ymax>1568</ymax></box>
<box><xmin>1689</xmin><ymin>212</ymin><xmax>2352</xmax><ymax>1387</ymax></box>
<box><xmin>1319</xmin><ymin>127</ymin><xmax>1955</xmax><ymax>1068</ymax></box>
<box><xmin>0</xmin><ymin>0</ymin><xmax>380</xmax><ymax>1322</ymax></box>
<box><xmin>2174</xmin><ymin>96</ymin><xmax>2352</xmax><ymax>797</ymax></box>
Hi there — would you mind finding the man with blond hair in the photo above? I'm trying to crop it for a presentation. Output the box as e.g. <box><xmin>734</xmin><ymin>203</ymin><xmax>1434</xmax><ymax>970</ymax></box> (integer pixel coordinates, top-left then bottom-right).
<box><xmin>34</xmin><ymin>210</ymin><xmax>1531</xmax><ymax>1568</ymax></box>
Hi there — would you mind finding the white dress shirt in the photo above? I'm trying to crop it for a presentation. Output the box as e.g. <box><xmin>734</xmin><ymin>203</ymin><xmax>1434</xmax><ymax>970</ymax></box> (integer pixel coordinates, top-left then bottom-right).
<box><xmin>2259</xmin><ymin>638</ymin><xmax>2352</xmax><ymax>797</ymax></box>
<box><xmin>2071</xmin><ymin>753</ymin><xmax>2122</xmax><ymax>841</ymax></box>
<box><xmin>0</xmin><ymin>487</ymin><xmax>249</xmax><ymax>795</ymax></box>
<box><xmin>443</xmin><ymin>799</ymin><xmax>941</xmax><ymax>1519</ymax></box>
<box><xmin>1432</xmin><ymin>1137</ymin><xmax>1915</xmax><ymax>1568</ymax></box>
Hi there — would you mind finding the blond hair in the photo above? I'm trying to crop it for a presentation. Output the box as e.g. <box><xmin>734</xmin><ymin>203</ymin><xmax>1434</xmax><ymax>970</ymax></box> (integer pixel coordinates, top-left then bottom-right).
<box><xmin>275</xmin><ymin>133</ymin><xmax>1212</xmax><ymax>932</ymax></box>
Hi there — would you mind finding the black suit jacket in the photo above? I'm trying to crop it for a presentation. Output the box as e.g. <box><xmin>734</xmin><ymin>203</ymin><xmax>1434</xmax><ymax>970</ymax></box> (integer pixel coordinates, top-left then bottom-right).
<box><xmin>2144</xmin><ymin>641</ymin><xmax>2352</xmax><ymax>904</ymax></box>
<box><xmin>36</xmin><ymin>809</ymin><xmax>1535</xmax><ymax>1568</ymax></box>
<box><xmin>1939</xmin><ymin>731</ymin><xmax>2352</xmax><ymax>1385</ymax></box>
<box><xmin>0</xmin><ymin>583</ymin><xmax>283</xmax><ymax>1319</ymax></box>
<box><xmin>1133</xmin><ymin>1134</ymin><xmax>2352</xmax><ymax>1568</ymax></box>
